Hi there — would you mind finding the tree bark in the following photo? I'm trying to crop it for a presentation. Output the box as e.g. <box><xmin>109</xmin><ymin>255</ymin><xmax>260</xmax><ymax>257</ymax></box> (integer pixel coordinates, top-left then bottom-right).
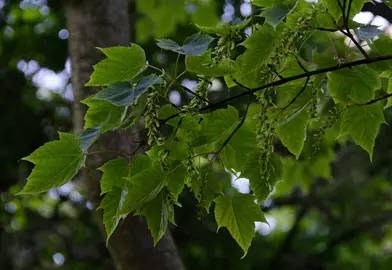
<box><xmin>64</xmin><ymin>1</ymin><xmax>185</xmax><ymax>269</ymax></box>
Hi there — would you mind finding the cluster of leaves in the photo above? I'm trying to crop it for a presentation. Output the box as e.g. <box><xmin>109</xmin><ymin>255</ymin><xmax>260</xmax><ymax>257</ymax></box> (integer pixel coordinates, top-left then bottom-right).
<box><xmin>19</xmin><ymin>0</ymin><xmax>392</xmax><ymax>256</ymax></box>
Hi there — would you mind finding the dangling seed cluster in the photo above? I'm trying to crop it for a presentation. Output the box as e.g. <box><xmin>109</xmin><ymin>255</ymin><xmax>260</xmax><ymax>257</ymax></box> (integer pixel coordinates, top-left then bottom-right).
<box><xmin>308</xmin><ymin>81</ymin><xmax>320</xmax><ymax>119</ymax></box>
<box><xmin>313</xmin><ymin>107</ymin><xmax>340</xmax><ymax>153</ymax></box>
<box><xmin>195</xmin><ymin>171</ymin><xmax>208</xmax><ymax>219</ymax></box>
<box><xmin>183</xmin><ymin>76</ymin><xmax>212</xmax><ymax>113</ymax></box>
<box><xmin>144</xmin><ymin>89</ymin><xmax>162</xmax><ymax>146</ymax></box>
<box><xmin>256</xmin><ymin>92</ymin><xmax>276</xmax><ymax>193</ymax></box>
<box><xmin>212</xmin><ymin>28</ymin><xmax>244</xmax><ymax>64</ymax></box>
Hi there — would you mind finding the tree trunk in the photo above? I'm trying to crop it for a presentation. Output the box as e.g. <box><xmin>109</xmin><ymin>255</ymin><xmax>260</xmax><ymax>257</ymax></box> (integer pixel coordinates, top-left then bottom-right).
<box><xmin>64</xmin><ymin>1</ymin><xmax>185</xmax><ymax>269</ymax></box>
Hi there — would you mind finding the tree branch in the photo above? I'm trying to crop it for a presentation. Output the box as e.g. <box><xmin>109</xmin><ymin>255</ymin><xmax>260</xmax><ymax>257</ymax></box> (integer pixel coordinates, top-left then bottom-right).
<box><xmin>162</xmin><ymin>54</ymin><xmax>392</xmax><ymax>124</ymax></box>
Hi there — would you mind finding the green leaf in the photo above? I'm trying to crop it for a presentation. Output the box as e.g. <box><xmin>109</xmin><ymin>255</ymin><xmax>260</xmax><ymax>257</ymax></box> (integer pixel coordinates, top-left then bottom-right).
<box><xmin>252</xmin><ymin>0</ymin><xmax>280</xmax><ymax>7</ymax></box>
<box><xmin>214</xmin><ymin>194</ymin><xmax>267</xmax><ymax>257</ymax></box>
<box><xmin>167</xmin><ymin>164</ymin><xmax>187</xmax><ymax>200</ymax></box>
<box><xmin>86</xmin><ymin>44</ymin><xmax>147</xmax><ymax>86</ymax></box>
<box><xmin>156</xmin><ymin>32</ymin><xmax>213</xmax><ymax>56</ymax></box>
<box><xmin>82</xmin><ymin>95</ymin><xmax>127</xmax><ymax>132</ymax></box>
<box><xmin>386</xmin><ymin>79</ymin><xmax>392</xmax><ymax>108</ymax></box>
<box><xmin>119</xmin><ymin>160</ymin><xmax>166</xmax><ymax>214</ymax></box>
<box><xmin>100</xmin><ymin>187</ymin><xmax>128</xmax><ymax>245</ymax></box>
<box><xmin>94</xmin><ymin>75</ymin><xmax>162</xmax><ymax>106</ymax></box>
<box><xmin>195</xmin><ymin>19</ymin><xmax>250</xmax><ymax>36</ymax></box>
<box><xmin>327</xmin><ymin>66</ymin><xmax>381</xmax><ymax>103</ymax></box>
<box><xmin>141</xmin><ymin>191</ymin><xmax>174</xmax><ymax>245</ymax></box>
<box><xmin>354</xmin><ymin>25</ymin><xmax>384</xmax><ymax>40</ymax></box>
<box><xmin>234</xmin><ymin>25</ymin><xmax>279</xmax><ymax>87</ymax></box>
<box><xmin>19</xmin><ymin>133</ymin><xmax>85</xmax><ymax>194</ymax></box>
<box><xmin>240</xmin><ymin>152</ymin><xmax>283</xmax><ymax>202</ymax></box>
<box><xmin>99</xmin><ymin>157</ymin><xmax>129</xmax><ymax>195</ymax></box>
<box><xmin>79</xmin><ymin>126</ymin><xmax>101</xmax><ymax>152</ymax></box>
<box><xmin>276</xmin><ymin>107</ymin><xmax>311</xmax><ymax>159</ymax></box>
<box><xmin>321</xmin><ymin>0</ymin><xmax>371</xmax><ymax>20</ymax></box>
<box><xmin>192</xmin><ymin>106</ymin><xmax>250</xmax><ymax>154</ymax></box>
<box><xmin>261</xmin><ymin>1</ymin><xmax>298</xmax><ymax>28</ymax></box>
<box><xmin>371</xmin><ymin>37</ymin><xmax>392</xmax><ymax>70</ymax></box>
<box><xmin>185</xmin><ymin>50</ymin><xmax>236</xmax><ymax>76</ymax></box>
<box><xmin>383</xmin><ymin>0</ymin><xmax>392</xmax><ymax>9</ymax></box>
<box><xmin>340</xmin><ymin>104</ymin><xmax>386</xmax><ymax>160</ymax></box>
<box><xmin>170</xmin><ymin>140</ymin><xmax>189</xmax><ymax>160</ymax></box>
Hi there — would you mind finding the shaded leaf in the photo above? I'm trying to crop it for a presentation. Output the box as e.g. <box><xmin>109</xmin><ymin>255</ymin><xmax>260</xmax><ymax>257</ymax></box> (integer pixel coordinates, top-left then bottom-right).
<box><xmin>142</xmin><ymin>191</ymin><xmax>174</xmax><ymax>245</ymax></box>
<box><xmin>100</xmin><ymin>187</ymin><xmax>128</xmax><ymax>245</ymax></box>
<box><xmin>327</xmin><ymin>66</ymin><xmax>380</xmax><ymax>103</ymax></box>
<box><xmin>340</xmin><ymin>104</ymin><xmax>386</xmax><ymax>160</ymax></box>
<box><xmin>157</xmin><ymin>32</ymin><xmax>213</xmax><ymax>56</ymax></box>
<box><xmin>119</xmin><ymin>160</ymin><xmax>166</xmax><ymax>214</ymax></box>
<box><xmin>261</xmin><ymin>1</ymin><xmax>298</xmax><ymax>28</ymax></box>
<box><xmin>79</xmin><ymin>126</ymin><xmax>101</xmax><ymax>152</ymax></box>
<box><xmin>354</xmin><ymin>25</ymin><xmax>384</xmax><ymax>40</ymax></box>
<box><xmin>94</xmin><ymin>75</ymin><xmax>162</xmax><ymax>106</ymax></box>
<box><xmin>82</xmin><ymin>96</ymin><xmax>127</xmax><ymax>132</ymax></box>
<box><xmin>99</xmin><ymin>157</ymin><xmax>129</xmax><ymax>195</ymax></box>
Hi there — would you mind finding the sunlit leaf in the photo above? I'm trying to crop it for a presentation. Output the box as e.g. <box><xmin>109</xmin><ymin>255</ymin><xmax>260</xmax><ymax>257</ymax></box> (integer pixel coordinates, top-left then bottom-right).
<box><xmin>214</xmin><ymin>194</ymin><xmax>267</xmax><ymax>257</ymax></box>
<box><xmin>186</xmin><ymin>50</ymin><xmax>236</xmax><ymax>76</ymax></box>
<box><xmin>86</xmin><ymin>44</ymin><xmax>147</xmax><ymax>86</ymax></box>
<box><xmin>19</xmin><ymin>133</ymin><xmax>85</xmax><ymax>194</ymax></box>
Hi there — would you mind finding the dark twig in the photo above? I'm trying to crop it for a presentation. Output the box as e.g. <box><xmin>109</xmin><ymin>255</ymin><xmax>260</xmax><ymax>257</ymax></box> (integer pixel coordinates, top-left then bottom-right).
<box><xmin>215</xmin><ymin>96</ymin><xmax>251</xmax><ymax>155</ymax></box>
<box><xmin>346</xmin><ymin>0</ymin><xmax>353</xmax><ymax>27</ymax></box>
<box><xmin>359</xmin><ymin>93</ymin><xmax>392</xmax><ymax>106</ymax></box>
<box><xmin>280</xmin><ymin>76</ymin><xmax>310</xmax><ymax>115</ymax></box>
<box><xmin>232</xmin><ymin>78</ymin><xmax>251</xmax><ymax>91</ymax></box>
<box><xmin>310</xmin><ymin>27</ymin><xmax>339</xmax><ymax>32</ymax></box>
<box><xmin>173</xmin><ymin>81</ymin><xmax>212</xmax><ymax>105</ymax></box>
<box><xmin>340</xmin><ymin>30</ymin><xmax>369</xmax><ymax>59</ymax></box>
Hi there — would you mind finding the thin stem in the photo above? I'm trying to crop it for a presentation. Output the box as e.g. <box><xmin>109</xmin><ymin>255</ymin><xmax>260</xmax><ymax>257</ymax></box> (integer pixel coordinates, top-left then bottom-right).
<box><xmin>176</xmin><ymin>70</ymin><xmax>187</xmax><ymax>81</ymax></box>
<box><xmin>174</xmin><ymin>53</ymin><xmax>181</xmax><ymax>80</ymax></box>
<box><xmin>173</xmin><ymin>81</ymin><xmax>212</xmax><ymax>104</ymax></box>
<box><xmin>216</xmin><ymin>96</ymin><xmax>251</xmax><ymax>155</ymax></box>
<box><xmin>279</xmin><ymin>76</ymin><xmax>310</xmax><ymax>116</ymax></box>
<box><xmin>84</xmin><ymin>150</ymin><xmax>131</xmax><ymax>156</ymax></box>
<box><xmin>148</xmin><ymin>64</ymin><xmax>164</xmax><ymax>73</ymax></box>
